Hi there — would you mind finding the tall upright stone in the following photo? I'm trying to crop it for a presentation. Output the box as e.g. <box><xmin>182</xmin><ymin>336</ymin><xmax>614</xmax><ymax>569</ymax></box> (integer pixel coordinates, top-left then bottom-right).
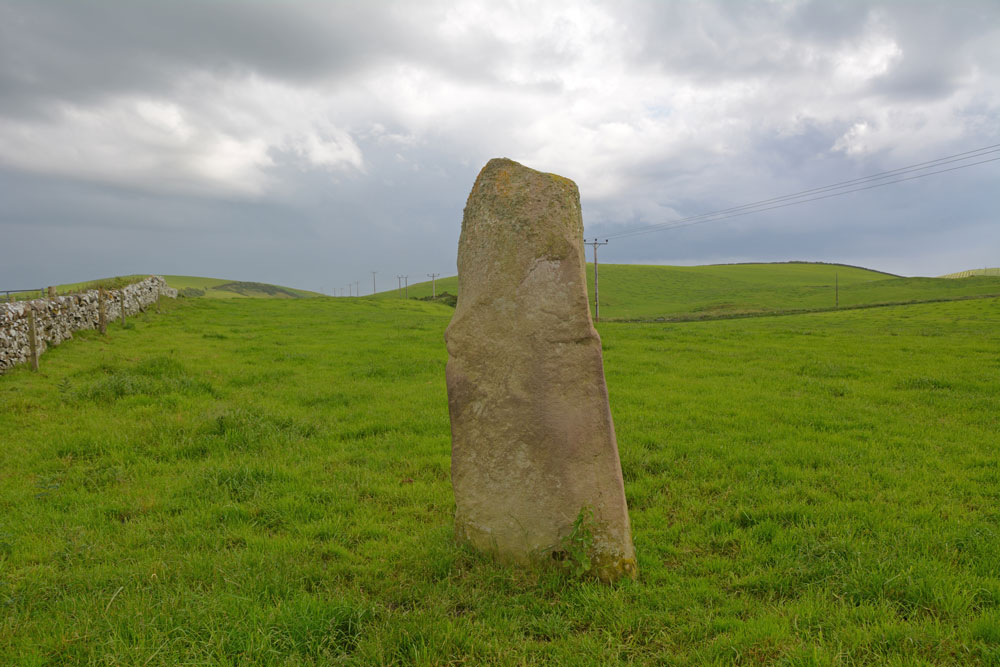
<box><xmin>445</xmin><ymin>158</ymin><xmax>637</xmax><ymax>582</ymax></box>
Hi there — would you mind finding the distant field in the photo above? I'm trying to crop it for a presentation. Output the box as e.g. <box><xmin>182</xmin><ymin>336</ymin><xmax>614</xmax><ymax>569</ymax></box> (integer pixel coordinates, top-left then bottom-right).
<box><xmin>1</xmin><ymin>294</ymin><xmax>997</xmax><ymax>663</ymax></box>
<box><xmin>941</xmin><ymin>268</ymin><xmax>1000</xmax><ymax>279</ymax></box>
<box><xmin>376</xmin><ymin>275</ymin><xmax>459</xmax><ymax>301</ymax></box>
<box><xmin>162</xmin><ymin>275</ymin><xmax>322</xmax><ymax>299</ymax></box>
<box><xmin>388</xmin><ymin>262</ymin><xmax>1000</xmax><ymax>321</ymax></box>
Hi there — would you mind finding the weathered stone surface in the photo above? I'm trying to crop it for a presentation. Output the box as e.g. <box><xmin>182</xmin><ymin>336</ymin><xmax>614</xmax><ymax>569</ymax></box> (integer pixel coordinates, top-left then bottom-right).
<box><xmin>445</xmin><ymin>158</ymin><xmax>637</xmax><ymax>581</ymax></box>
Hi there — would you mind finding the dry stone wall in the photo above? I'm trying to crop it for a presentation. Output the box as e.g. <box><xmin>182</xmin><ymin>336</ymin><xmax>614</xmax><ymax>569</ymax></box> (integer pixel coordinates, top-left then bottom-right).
<box><xmin>0</xmin><ymin>276</ymin><xmax>176</xmax><ymax>374</ymax></box>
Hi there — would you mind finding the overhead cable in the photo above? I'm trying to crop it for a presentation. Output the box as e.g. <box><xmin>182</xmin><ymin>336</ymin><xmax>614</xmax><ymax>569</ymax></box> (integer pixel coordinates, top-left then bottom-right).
<box><xmin>598</xmin><ymin>143</ymin><xmax>1000</xmax><ymax>241</ymax></box>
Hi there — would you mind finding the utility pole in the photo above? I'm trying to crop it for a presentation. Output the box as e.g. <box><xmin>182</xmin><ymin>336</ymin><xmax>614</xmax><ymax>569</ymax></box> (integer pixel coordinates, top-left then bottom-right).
<box><xmin>396</xmin><ymin>275</ymin><xmax>404</xmax><ymax>297</ymax></box>
<box><xmin>355</xmin><ymin>280</ymin><xmax>360</xmax><ymax>297</ymax></box>
<box><xmin>404</xmin><ymin>276</ymin><xmax>409</xmax><ymax>299</ymax></box>
<box><xmin>427</xmin><ymin>273</ymin><xmax>440</xmax><ymax>298</ymax></box>
<box><xmin>371</xmin><ymin>271</ymin><xmax>378</xmax><ymax>296</ymax></box>
<box><xmin>584</xmin><ymin>239</ymin><xmax>608</xmax><ymax>323</ymax></box>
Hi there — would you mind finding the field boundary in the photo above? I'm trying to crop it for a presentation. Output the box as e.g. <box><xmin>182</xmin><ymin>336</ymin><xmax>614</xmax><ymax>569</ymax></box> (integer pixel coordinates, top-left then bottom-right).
<box><xmin>699</xmin><ymin>260</ymin><xmax>902</xmax><ymax>277</ymax></box>
<box><xmin>0</xmin><ymin>275</ymin><xmax>177</xmax><ymax>373</ymax></box>
<box><xmin>609</xmin><ymin>291</ymin><xmax>1000</xmax><ymax>324</ymax></box>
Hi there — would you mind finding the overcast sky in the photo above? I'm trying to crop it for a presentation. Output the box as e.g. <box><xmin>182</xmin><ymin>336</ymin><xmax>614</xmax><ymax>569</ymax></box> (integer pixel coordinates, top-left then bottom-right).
<box><xmin>1</xmin><ymin>0</ymin><xmax>998</xmax><ymax>293</ymax></box>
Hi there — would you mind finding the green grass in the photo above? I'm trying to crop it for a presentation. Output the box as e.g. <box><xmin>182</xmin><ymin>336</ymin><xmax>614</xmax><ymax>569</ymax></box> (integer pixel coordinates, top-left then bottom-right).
<box><xmin>162</xmin><ymin>275</ymin><xmax>323</xmax><ymax>299</ymax></box>
<box><xmin>1</xmin><ymin>292</ymin><xmax>998</xmax><ymax>664</ymax></box>
<box><xmin>390</xmin><ymin>262</ymin><xmax>1000</xmax><ymax>321</ymax></box>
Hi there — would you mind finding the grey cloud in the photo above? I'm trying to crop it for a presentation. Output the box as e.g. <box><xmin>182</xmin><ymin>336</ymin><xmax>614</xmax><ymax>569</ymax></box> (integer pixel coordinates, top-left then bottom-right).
<box><xmin>0</xmin><ymin>1</ymin><xmax>426</xmax><ymax>117</ymax></box>
<box><xmin>1</xmin><ymin>0</ymin><xmax>998</xmax><ymax>291</ymax></box>
<box><xmin>621</xmin><ymin>0</ymin><xmax>839</xmax><ymax>81</ymax></box>
<box><xmin>622</xmin><ymin>0</ymin><xmax>1000</xmax><ymax>106</ymax></box>
<box><xmin>0</xmin><ymin>0</ymin><xmax>521</xmax><ymax>120</ymax></box>
<box><xmin>865</xmin><ymin>2</ymin><xmax>1000</xmax><ymax>101</ymax></box>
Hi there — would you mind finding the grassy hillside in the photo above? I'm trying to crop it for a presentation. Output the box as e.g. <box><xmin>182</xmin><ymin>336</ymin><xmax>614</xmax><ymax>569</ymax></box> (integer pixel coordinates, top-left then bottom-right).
<box><xmin>941</xmin><ymin>268</ymin><xmax>1000</xmax><ymax>279</ymax></box>
<box><xmin>377</xmin><ymin>275</ymin><xmax>459</xmax><ymax>302</ymax></box>
<box><xmin>162</xmin><ymin>275</ymin><xmax>322</xmax><ymax>299</ymax></box>
<box><xmin>386</xmin><ymin>262</ymin><xmax>1000</xmax><ymax>321</ymax></box>
<box><xmin>1</xmin><ymin>295</ymin><xmax>998</xmax><ymax>663</ymax></box>
<box><xmin>11</xmin><ymin>275</ymin><xmax>322</xmax><ymax>300</ymax></box>
<box><xmin>56</xmin><ymin>275</ymin><xmax>148</xmax><ymax>293</ymax></box>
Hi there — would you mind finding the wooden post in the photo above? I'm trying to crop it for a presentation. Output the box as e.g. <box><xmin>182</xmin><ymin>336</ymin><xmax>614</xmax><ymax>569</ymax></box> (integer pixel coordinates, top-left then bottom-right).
<box><xmin>594</xmin><ymin>252</ymin><xmax>600</xmax><ymax>323</ymax></box>
<box><xmin>586</xmin><ymin>239</ymin><xmax>608</xmax><ymax>323</ymax></box>
<box><xmin>47</xmin><ymin>286</ymin><xmax>56</xmax><ymax>298</ymax></box>
<box><xmin>27</xmin><ymin>307</ymin><xmax>39</xmax><ymax>371</ymax></box>
<box><xmin>835</xmin><ymin>272</ymin><xmax>839</xmax><ymax>308</ymax></box>
<box><xmin>98</xmin><ymin>289</ymin><xmax>107</xmax><ymax>334</ymax></box>
<box><xmin>155</xmin><ymin>285</ymin><xmax>161</xmax><ymax>313</ymax></box>
<box><xmin>120</xmin><ymin>290</ymin><xmax>127</xmax><ymax>327</ymax></box>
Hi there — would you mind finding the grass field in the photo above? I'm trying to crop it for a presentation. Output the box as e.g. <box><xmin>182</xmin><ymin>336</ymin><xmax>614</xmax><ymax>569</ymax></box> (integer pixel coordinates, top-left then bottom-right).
<box><xmin>1</xmin><ymin>289</ymin><xmax>998</xmax><ymax>663</ymax></box>
<box><xmin>387</xmin><ymin>262</ymin><xmax>1000</xmax><ymax>322</ymax></box>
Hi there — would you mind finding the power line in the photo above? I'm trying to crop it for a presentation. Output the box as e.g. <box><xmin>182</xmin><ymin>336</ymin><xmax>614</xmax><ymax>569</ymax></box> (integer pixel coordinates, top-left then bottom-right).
<box><xmin>599</xmin><ymin>144</ymin><xmax>1000</xmax><ymax>241</ymax></box>
<box><xmin>604</xmin><ymin>144</ymin><xmax>1000</xmax><ymax>239</ymax></box>
<box><xmin>676</xmin><ymin>146</ymin><xmax>1000</xmax><ymax>225</ymax></box>
<box><xmin>610</xmin><ymin>155</ymin><xmax>1000</xmax><ymax>240</ymax></box>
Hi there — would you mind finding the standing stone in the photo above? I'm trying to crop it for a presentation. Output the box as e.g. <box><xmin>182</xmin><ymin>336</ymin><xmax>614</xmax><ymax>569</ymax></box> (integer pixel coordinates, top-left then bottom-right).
<box><xmin>445</xmin><ymin>158</ymin><xmax>637</xmax><ymax>582</ymax></box>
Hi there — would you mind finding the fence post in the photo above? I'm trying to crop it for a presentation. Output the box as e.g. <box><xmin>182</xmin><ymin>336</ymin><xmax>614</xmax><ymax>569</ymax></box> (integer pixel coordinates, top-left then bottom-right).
<box><xmin>27</xmin><ymin>306</ymin><xmax>39</xmax><ymax>372</ymax></box>
<box><xmin>155</xmin><ymin>285</ymin><xmax>161</xmax><ymax>313</ymax></box>
<box><xmin>98</xmin><ymin>289</ymin><xmax>107</xmax><ymax>334</ymax></box>
<box><xmin>47</xmin><ymin>286</ymin><xmax>56</xmax><ymax>298</ymax></box>
<box><xmin>120</xmin><ymin>290</ymin><xmax>127</xmax><ymax>327</ymax></box>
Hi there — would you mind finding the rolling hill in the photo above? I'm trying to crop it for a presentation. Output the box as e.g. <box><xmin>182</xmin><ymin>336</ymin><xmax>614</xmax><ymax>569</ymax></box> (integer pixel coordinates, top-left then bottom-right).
<box><xmin>378</xmin><ymin>261</ymin><xmax>1000</xmax><ymax>321</ymax></box>
<box><xmin>41</xmin><ymin>275</ymin><xmax>323</xmax><ymax>300</ymax></box>
<box><xmin>161</xmin><ymin>276</ymin><xmax>323</xmax><ymax>299</ymax></box>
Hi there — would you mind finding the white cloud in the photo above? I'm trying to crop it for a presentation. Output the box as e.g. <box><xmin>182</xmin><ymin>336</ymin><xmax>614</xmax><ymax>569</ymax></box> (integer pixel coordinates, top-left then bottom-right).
<box><xmin>0</xmin><ymin>73</ymin><xmax>366</xmax><ymax>196</ymax></box>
